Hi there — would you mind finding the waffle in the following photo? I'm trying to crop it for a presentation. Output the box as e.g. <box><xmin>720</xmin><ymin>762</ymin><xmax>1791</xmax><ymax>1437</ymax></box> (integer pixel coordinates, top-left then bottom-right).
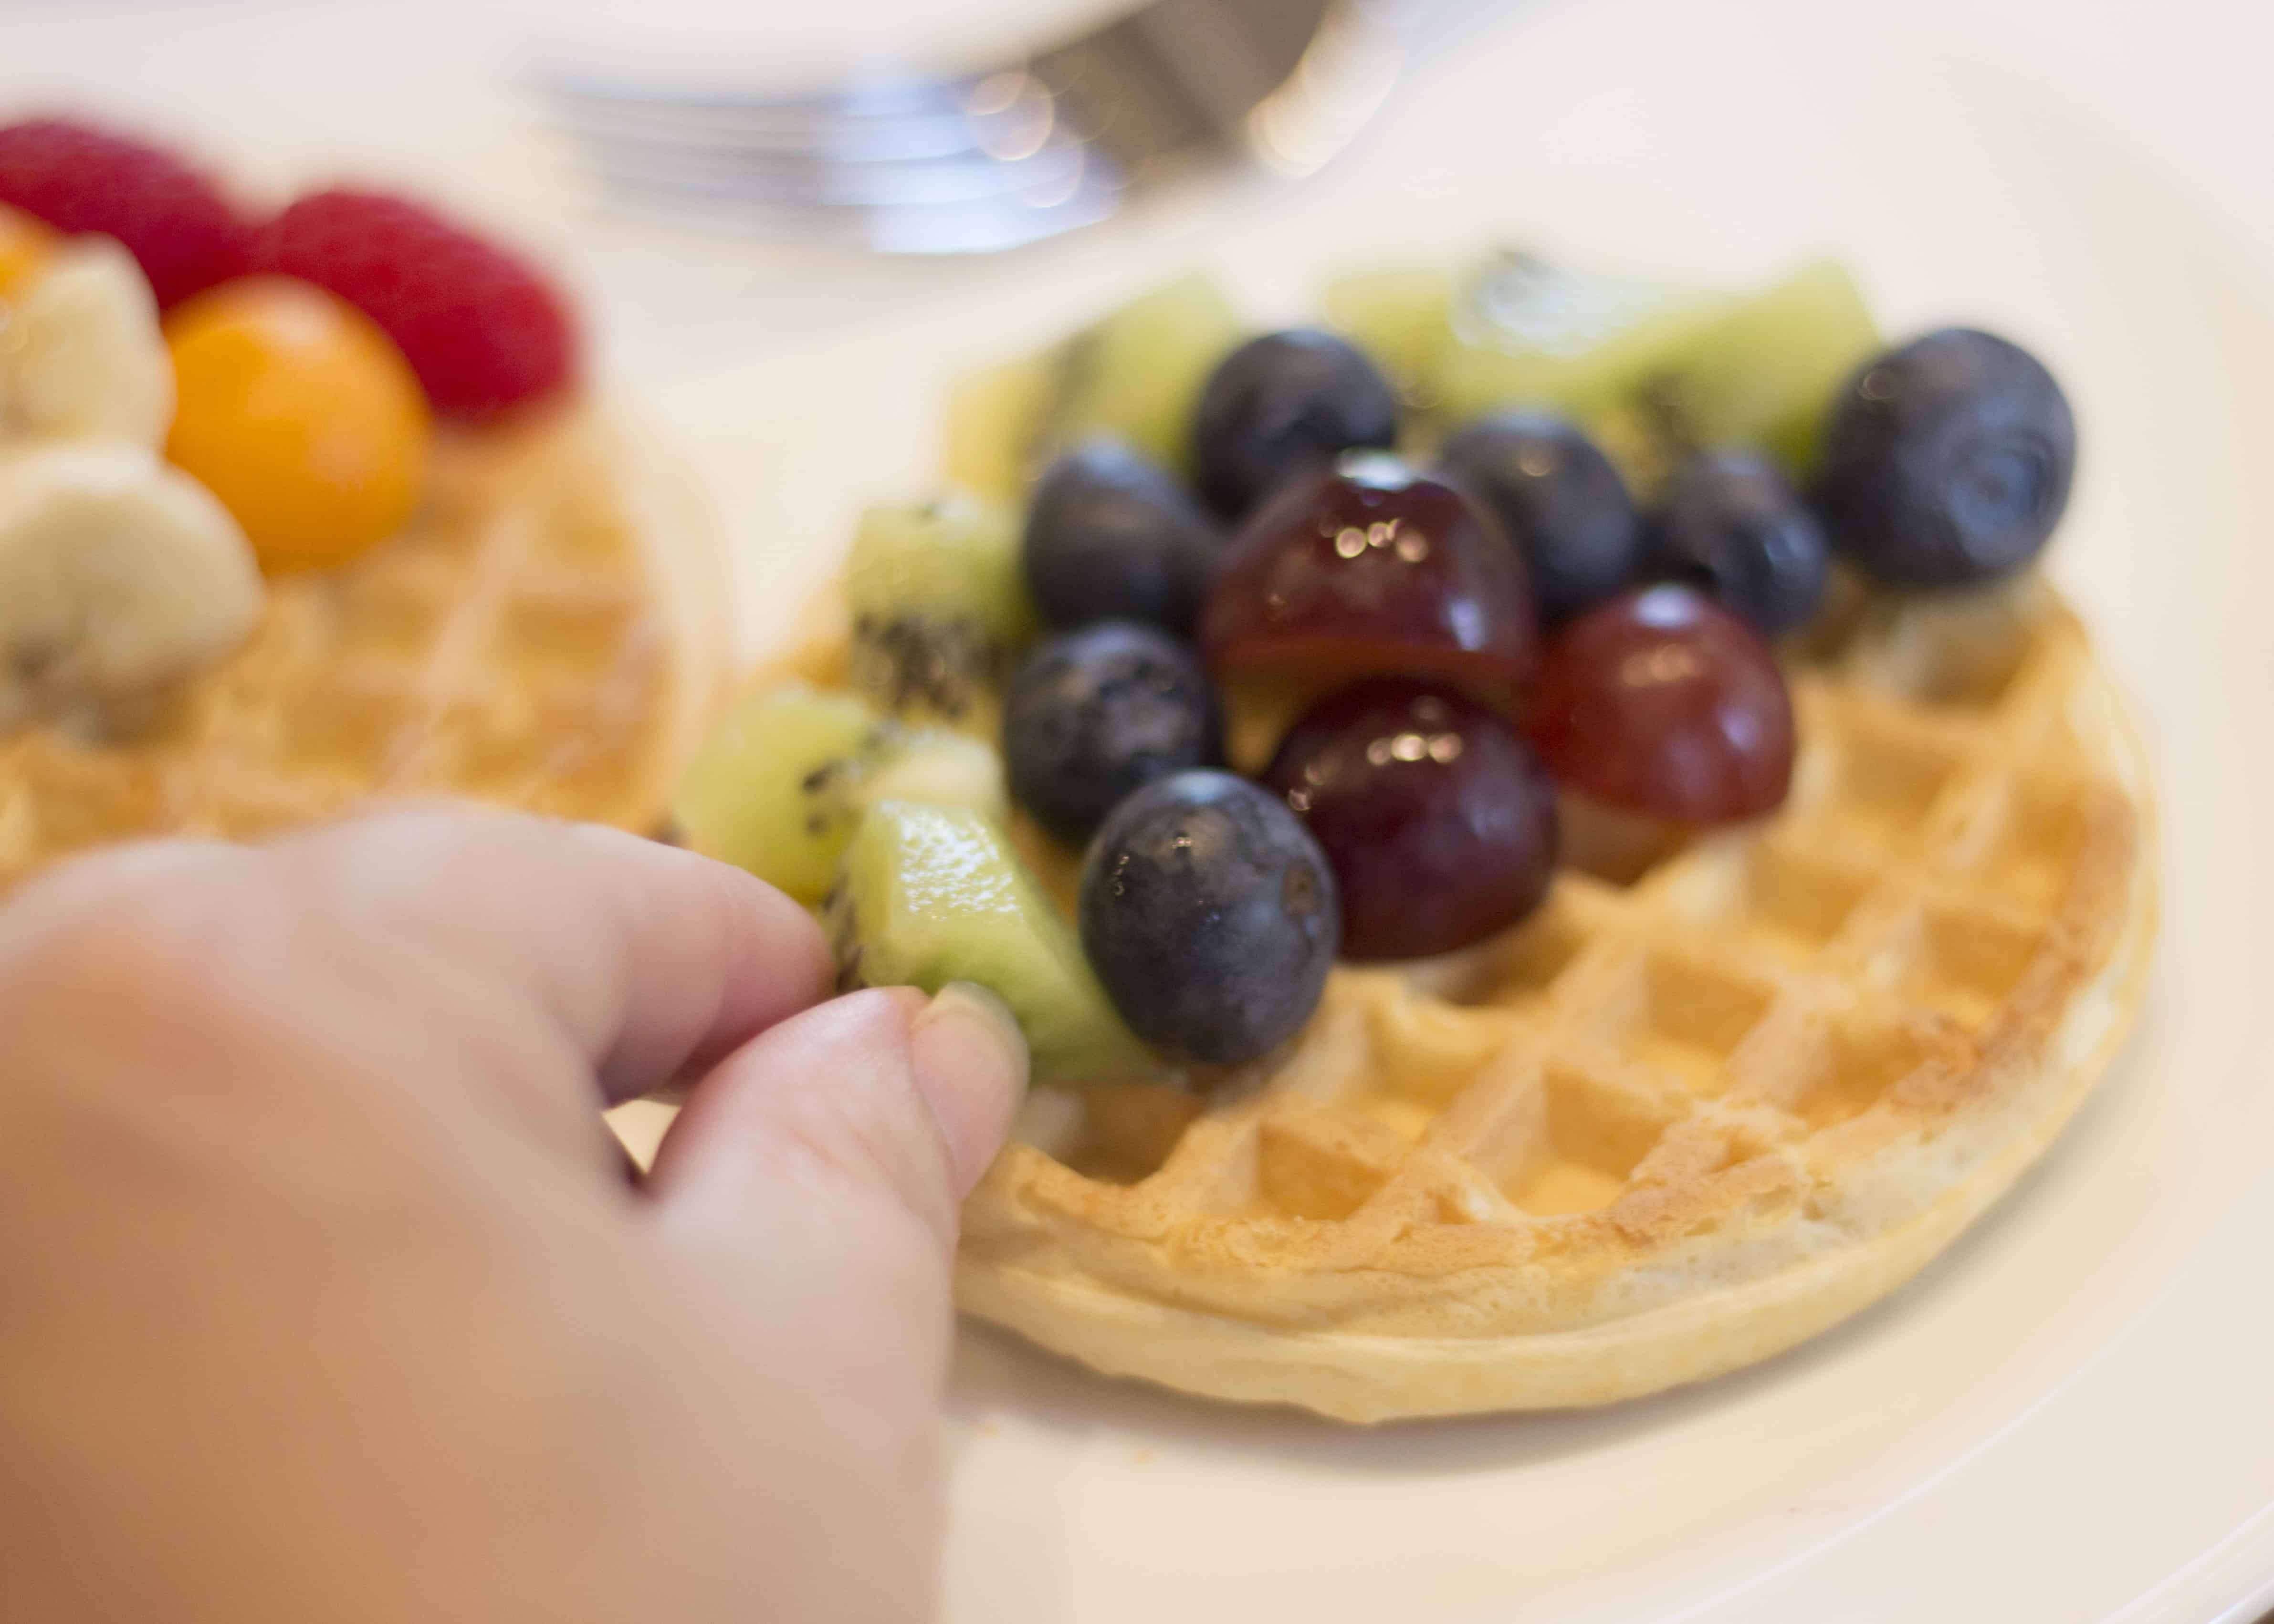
<box><xmin>0</xmin><ymin>405</ymin><xmax>730</xmax><ymax>889</ymax></box>
<box><xmin>947</xmin><ymin>574</ymin><xmax>2154</xmax><ymax>1421</ymax></box>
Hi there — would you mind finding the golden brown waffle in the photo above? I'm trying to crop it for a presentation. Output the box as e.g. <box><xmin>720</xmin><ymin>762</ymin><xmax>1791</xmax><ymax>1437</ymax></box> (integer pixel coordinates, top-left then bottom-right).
<box><xmin>952</xmin><ymin>576</ymin><xmax>2154</xmax><ymax>1421</ymax></box>
<box><xmin>0</xmin><ymin>405</ymin><xmax>730</xmax><ymax>889</ymax></box>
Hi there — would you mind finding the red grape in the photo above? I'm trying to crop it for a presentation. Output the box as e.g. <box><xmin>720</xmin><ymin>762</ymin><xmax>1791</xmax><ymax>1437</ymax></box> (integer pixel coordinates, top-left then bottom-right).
<box><xmin>1264</xmin><ymin>679</ymin><xmax>1557</xmax><ymax>959</ymax></box>
<box><xmin>1528</xmin><ymin>584</ymin><xmax>1794</xmax><ymax>823</ymax></box>
<box><xmin>1197</xmin><ymin>455</ymin><xmax>1537</xmax><ymax>698</ymax></box>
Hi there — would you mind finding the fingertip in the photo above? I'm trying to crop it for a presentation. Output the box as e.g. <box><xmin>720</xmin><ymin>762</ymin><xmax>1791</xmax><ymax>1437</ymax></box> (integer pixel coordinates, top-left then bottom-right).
<box><xmin>646</xmin><ymin>982</ymin><xmax>1004</xmax><ymax>1246</ymax></box>
<box><xmin>907</xmin><ymin>982</ymin><xmax>1027</xmax><ymax>1196</ymax></box>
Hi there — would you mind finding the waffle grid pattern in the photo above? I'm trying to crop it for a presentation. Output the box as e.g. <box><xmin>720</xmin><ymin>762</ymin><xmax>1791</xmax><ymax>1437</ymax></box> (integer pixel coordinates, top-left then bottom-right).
<box><xmin>0</xmin><ymin>413</ymin><xmax>676</xmax><ymax>890</ymax></box>
<box><xmin>982</xmin><ymin>580</ymin><xmax>2137</xmax><ymax>1315</ymax></box>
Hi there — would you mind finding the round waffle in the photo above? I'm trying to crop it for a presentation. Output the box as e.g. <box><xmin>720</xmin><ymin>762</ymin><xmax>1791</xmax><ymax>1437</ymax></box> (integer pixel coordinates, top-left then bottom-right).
<box><xmin>947</xmin><ymin>575</ymin><xmax>2153</xmax><ymax>1421</ymax></box>
<box><xmin>0</xmin><ymin>405</ymin><xmax>731</xmax><ymax>889</ymax></box>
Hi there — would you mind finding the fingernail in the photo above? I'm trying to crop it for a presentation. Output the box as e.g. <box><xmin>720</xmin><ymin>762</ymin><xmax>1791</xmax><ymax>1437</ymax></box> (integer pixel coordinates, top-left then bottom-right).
<box><xmin>909</xmin><ymin>981</ymin><xmax>1029</xmax><ymax>1195</ymax></box>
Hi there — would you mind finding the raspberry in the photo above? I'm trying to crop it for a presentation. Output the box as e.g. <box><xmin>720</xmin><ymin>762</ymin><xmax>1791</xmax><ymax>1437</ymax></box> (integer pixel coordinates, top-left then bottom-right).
<box><xmin>0</xmin><ymin>117</ymin><xmax>254</xmax><ymax>309</ymax></box>
<box><xmin>257</xmin><ymin>189</ymin><xmax>578</xmax><ymax>422</ymax></box>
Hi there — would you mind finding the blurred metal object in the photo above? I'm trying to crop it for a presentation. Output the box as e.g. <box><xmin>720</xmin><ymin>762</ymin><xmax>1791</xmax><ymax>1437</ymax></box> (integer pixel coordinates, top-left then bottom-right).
<box><xmin>542</xmin><ymin>0</ymin><xmax>1423</xmax><ymax>254</ymax></box>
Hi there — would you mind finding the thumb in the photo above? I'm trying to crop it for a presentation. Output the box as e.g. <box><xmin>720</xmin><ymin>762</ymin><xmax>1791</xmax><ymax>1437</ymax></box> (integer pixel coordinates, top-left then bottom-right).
<box><xmin>634</xmin><ymin>987</ymin><xmax>1024</xmax><ymax>1624</ymax></box>
<box><xmin>645</xmin><ymin>980</ymin><xmax>1027</xmax><ymax>1377</ymax></box>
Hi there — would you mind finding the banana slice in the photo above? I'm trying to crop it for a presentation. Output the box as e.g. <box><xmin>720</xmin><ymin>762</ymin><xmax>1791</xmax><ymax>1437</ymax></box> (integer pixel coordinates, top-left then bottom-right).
<box><xmin>0</xmin><ymin>442</ymin><xmax>263</xmax><ymax>736</ymax></box>
<box><xmin>0</xmin><ymin>238</ymin><xmax>174</xmax><ymax>448</ymax></box>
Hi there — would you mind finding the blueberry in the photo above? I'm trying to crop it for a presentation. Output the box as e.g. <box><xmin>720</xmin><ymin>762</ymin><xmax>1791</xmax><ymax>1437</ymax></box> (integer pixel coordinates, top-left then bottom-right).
<box><xmin>1437</xmin><ymin>412</ymin><xmax>1642</xmax><ymax>625</ymax></box>
<box><xmin>1023</xmin><ymin>439</ymin><xmax>1224</xmax><ymax>635</ymax></box>
<box><xmin>1191</xmin><ymin>329</ymin><xmax>1399</xmax><ymax>519</ymax></box>
<box><xmin>1648</xmin><ymin>449</ymin><xmax>1829</xmax><ymax>635</ymax></box>
<box><xmin>1079</xmin><ymin>770</ymin><xmax>1339</xmax><ymax>1064</ymax></box>
<box><xmin>1815</xmin><ymin>328</ymin><xmax>2076</xmax><ymax>588</ymax></box>
<box><xmin>1003</xmin><ymin>622</ymin><xmax>1224</xmax><ymax>843</ymax></box>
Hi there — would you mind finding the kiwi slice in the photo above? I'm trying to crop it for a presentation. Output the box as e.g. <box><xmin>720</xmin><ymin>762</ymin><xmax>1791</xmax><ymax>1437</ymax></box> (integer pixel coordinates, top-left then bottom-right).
<box><xmin>941</xmin><ymin>353</ymin><xmax>1054</xmax><ymax>505</ymax></box>
<box><xmin>1044</xmin><ymin>273</ymin><xmax>1246</xmax><ymax>477</ymax></box>
<box><xmin>673</xmin><ymin>684</ymin><xmax>1006</xmax><ymax>906</ymax></box>
<box><xmin>1435</xmin><ymin>249</ymin><xmax>1736</xmax><ymax>427</ymax></box>
<box><xmin>1627</xmin><ymin>258</ymin><xmax>1880</xmax><ymax>477</ymax></box>
<box><xmin>830</xmin><ymin>801</ymin><xmax>1160</xmax><ymax>1087</ymax></box>
<box><xmin>846</xmin><ymin>494</ymin><xmax>1038</xmax><ymax>729</ymax></box>
<box><xmin>936</xmin><ymin>274</ymin><xmax>1245</xmax><ymax>499</ymax></box>
<box><xmin>1321</xmin><ymin>263</ymin><xmax>1455</xmax><ymax>410</ymax></box>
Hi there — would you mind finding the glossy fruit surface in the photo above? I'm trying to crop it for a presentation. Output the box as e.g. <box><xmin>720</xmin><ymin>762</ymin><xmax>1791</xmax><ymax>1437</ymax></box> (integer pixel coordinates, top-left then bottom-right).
<box><xmin>1022</xmin><ymin>439</ymin><xmax>1222</xmax><ymax>635</ymax></box>
<box><xmin>1264</xmin><ymin>679</ymin><xmax>1556</xmax><ymax>959</ymax></box>
<box><xmin>1190</xmin><ymin>329</ymin><xmax>1398</xmax><ymax>518</ymax></box>
<box><xmin>0</xmin><ymin>117</ymin><xmax>253</xmax><ymax>308</ymax></box>
<box><xmin>1003</xmin><ymin>621</ymin><xmax>1223</xmax><ymax>843</ymax></box>
<box><xmin>1649</xmin><ymin>449</ymin><xmax>1829</xmax><ymax>635</ymax></box>
<box><xmin>1438</xmin><ymin>411</ymin><xmax>1641</xmax><ymax>625</ymax></box>
<box><xmin>1079</xmin><ymin>770</ymin><xmax>1338</xmax><ymax>1064</ymax></box>
<box><xmin>1814</xmin><ymin>327</ymin><xmax>2075</xmax><ymax>588</ymax></box>
<box><xmin>163</xmin><ymin>277</ymin><xmax>430</xmax><ymax>574</ymax></box>
<box><xmin>1197</xmin><ymin>454</ymin><xmax>1537</xmax><ymax>697</ymax></box>
<box><xmin>835</xmin><ymin>801</ymin><xmax>1159</xmax><ymax>1086</ymax></box>
<box><xmin>258</xmin><ymin>188</ymin><xmax>576</xmax><ymax>421</ymax></box>
<box><xmin>1529</xmin><ymin>584</ymin><xmax>1793</xmax><ymax>823</ymax></box>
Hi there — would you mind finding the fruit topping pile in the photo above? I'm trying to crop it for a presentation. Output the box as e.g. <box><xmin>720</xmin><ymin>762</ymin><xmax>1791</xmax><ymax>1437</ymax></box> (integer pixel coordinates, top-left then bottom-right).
<box><xmin>681</xmin><ymin>248</ymin><xmax>2079</xmax><ymax>1083</ymax></box>
<box><xmin>0</xmin><ymin>116</ymin><xmax>583</xmax><ymax>735</ymax></box>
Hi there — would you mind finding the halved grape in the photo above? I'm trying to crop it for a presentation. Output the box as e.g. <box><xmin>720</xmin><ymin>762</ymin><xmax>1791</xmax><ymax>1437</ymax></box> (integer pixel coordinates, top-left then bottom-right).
<box><xmin>1528</xmin><ymin>584</ymin><xmax>1793</xmax><ymax>824</ymax></box>
<box><xmin>1264</xmin><ymin>679</ymin><xmax>1556</xmax><ymax>959</ymax></box>
<box><xmin>1197</xmin><ymin>454</ymin><xmax>1538</xmax><ymax>699</ymax></box>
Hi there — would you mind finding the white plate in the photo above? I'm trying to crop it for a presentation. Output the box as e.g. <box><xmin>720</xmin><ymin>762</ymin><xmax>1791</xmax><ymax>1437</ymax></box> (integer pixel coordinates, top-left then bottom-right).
<box><xmin>633</xmin><ymin>5</ymin><xmax>2274</xmax><ymax>1619</ymax></box>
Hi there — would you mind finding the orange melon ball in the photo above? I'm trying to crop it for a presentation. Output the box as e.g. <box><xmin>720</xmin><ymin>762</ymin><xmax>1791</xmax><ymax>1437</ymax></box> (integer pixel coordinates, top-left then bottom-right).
<box><xmin>164</xmin><ymin>276</ymin><xmax>430</xmax><ymax>573</ymax></box>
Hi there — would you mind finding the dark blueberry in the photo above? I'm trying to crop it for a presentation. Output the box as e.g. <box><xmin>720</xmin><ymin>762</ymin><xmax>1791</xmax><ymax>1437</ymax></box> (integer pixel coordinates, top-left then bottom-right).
<box><xmin>1079</xmin><ymin>770</ymin><xmax>1338</xmax><ymax>1064</ymax></box>
<box><xmin>1814</xmin><ymin>327</ymin><xmax>2076</xmax><ymax>588</ymax></box>
<box><xmin>1022</xmin><ymin>439</ymin><xmax>1224</xmax><ymax>635</ymax></box>
<box><xmin>1437</xmin><ymin>411</ymin><xmax>1642</xmax><ymax>624</ymax></box>
<box><xmin>1263</xmin><ymin>679</ymin><xmax>1557</xmax><ymax>959</ymax></box>
<box><xmin>1190</xmin><ymin>329</ymin><xmax>1399</xmax><ymax>519</ymax></box>
<box><xmin>1648</xmin><ymin>449</ymin><xmax>1829</xmax><ymax>635</ymax></box>
<box><xmin>1003</xmin><ymin>622</ymin><xmax>1224</xmax><ymax>843</ymax></box>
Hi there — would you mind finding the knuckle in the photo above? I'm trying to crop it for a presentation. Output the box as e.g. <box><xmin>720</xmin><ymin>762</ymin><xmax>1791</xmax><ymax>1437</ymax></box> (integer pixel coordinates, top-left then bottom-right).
<box><xmin>0</xmin><ymin>841</ymin><xmax>290</xmax><ymax>1064</ymax></box>
<box><xmin>272</xmin><ymin>801</ymin><xmax>545</xmax><ymax>883</ymax></box>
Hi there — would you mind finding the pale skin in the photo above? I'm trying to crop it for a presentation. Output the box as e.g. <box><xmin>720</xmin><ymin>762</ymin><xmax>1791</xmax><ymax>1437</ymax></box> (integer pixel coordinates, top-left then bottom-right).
<box><xmin>0</xmin><ymin>809</ymin><xmax>1028</xmax><ymax>1624</ymax></box>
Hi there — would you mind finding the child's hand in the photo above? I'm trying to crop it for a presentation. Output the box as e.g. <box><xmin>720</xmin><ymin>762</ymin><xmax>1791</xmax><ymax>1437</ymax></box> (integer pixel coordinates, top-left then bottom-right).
<box><xmin>0</xmin><ymin>809</ymin><xmax>1027</xmax><ymax>1624</ymax></box>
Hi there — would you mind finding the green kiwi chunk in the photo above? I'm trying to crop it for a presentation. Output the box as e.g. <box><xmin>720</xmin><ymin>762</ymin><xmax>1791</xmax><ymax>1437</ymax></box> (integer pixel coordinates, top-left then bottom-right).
<box><xmin>941</xmin><ymin>353</ymin><xmax>1055</xmax><ymax>505</ymax></box>
<box><xmin>673</xmin><ymin>684</ymin><xmax>1006</xmax><ymax>906</ymax></box>
<box><xmin>1436</xmin><ymin>250</ymin><xmax>1736</xmax><ymax>427</ymax></box>
<box><xmin>1630</xmin><ymin>258</ymin><xmax>1880</xmax><ymax>476</ymax></box>
<box><xmin>846</xmin><ymin>494</ymin><xmax>1037</xmax><ymax>728</ymax></box>
<box><xmin>829</xmin><ymin>802</ymin><xmax>1160</xmax><ymax>1087</ymax></box>
<box><xmin>1043</xmin><ymin>273</ymin><xmax>1246</xmax><ymax>476</ymax></box>
<box><xmin>1321</xmin><ymin>263</ymin><xmax>1455</xmax><ymax>410</ymax></box>
<box><xmin>938</xmin><ymin>274</ymin><xmax>1246</xmax><ymax>498</ymax></box>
